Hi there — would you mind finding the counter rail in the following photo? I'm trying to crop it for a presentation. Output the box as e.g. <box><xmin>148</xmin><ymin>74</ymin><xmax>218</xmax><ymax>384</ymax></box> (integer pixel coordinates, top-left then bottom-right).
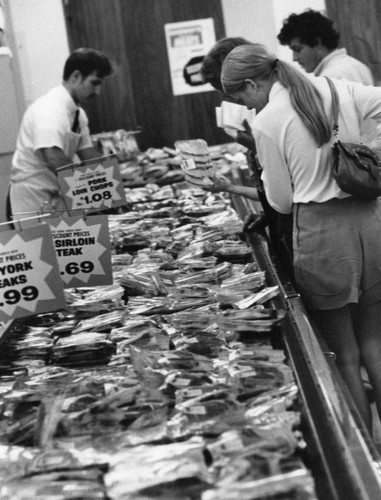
<box><xmin>230</xmin><ymin>166</ymin><xmax>381</xmax><ymax>500</ymax></box>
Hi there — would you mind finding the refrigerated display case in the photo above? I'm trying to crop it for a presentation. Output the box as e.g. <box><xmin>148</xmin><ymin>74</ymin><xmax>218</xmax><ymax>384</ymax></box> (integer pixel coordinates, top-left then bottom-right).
<box><xmin>0</xmin><ymin>143</ymin><xmax>380</xmax><ymax>499</ymax></box>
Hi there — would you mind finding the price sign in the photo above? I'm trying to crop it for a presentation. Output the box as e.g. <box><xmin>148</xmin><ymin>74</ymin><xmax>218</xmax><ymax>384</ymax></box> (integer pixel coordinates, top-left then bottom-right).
<box><xmin>48</xmin><ymin>214</ymin><xmax>113</xmax><ymax>288</ymax></box>
<box><xmin>57</xmin><ymin>156</ymin><xmax>126</xmax><ymax>211</ymax></box>
<box><xmin>0</xmin><ymin>224</ymin><xmax>66</xmax><ymax>322</ymax></box>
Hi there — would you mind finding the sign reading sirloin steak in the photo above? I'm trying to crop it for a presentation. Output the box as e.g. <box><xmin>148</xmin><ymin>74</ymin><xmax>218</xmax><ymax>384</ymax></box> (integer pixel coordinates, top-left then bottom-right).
<box><xmin>48</xmin><ymin>214</ymin><xmax>113</xmax><ymax>288</ymax></box>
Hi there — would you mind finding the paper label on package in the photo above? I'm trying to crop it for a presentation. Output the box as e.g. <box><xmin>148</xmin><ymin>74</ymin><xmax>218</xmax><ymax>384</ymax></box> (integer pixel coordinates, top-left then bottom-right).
<box><xmin>48</xmin><ymin>214</ymin><xmax>113</xmax><ymax>288</ymax></box>
<box><xmin>57</xmin><ymin>156</ymin><xmax>126</xmax><ymax>210</ymax></box>
<box><xmin>0</xmin><ymin>225</ymin><xmax>66</xmax><ymax>322</ymax></box>
<box><xmin>188</xmin><ymin>405</ymin><xmax>207</xmax><ymax>415</ymax></box>
<box><xmin>175</xmin><ymin>378</ymin><xmax>191</xmax><ymax>387</ymax></box>
<box><xmin>182</xmin><ymin>388</ymin><xmax>203</xmax><ymax>398</ymax></box>
<box><xmin>238</xmin><ymin>370</ymin><xmax>257</xmax><ymax>378</ymax></box>
<box><xmin>181</xmin><ymin>158</ymin><xmax>197</xmax><ymax>171</ymax></box>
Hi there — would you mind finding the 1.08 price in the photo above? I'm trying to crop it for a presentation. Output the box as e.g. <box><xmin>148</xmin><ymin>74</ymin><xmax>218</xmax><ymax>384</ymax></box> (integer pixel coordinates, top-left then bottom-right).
<box><xmin>64</xmin><ymin>261</ymin><xmax>94</xmax><ymax>275</ymax></box>
<box><xmin>80</xmin><ymin>191</ymin><xmax>112</xmax><ymax>205</ymax></box>
<box><xmin>0</xmin><ymin>286</ymin><xmax>39</xmax><ymax>306</ymax></box>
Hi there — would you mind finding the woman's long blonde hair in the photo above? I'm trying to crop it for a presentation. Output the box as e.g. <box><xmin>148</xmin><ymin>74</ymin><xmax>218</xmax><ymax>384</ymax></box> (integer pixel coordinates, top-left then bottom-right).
<box><xmin>221</xmin><ymin>44</ymin><xmax>331</xmax><ymax>146</ymax></box>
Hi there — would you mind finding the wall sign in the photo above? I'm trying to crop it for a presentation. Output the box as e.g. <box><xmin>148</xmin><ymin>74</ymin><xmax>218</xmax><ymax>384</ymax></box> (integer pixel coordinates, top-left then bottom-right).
<box><xmin>48</xmin><ymin>214</ymin><xmax>113</xmax><ymax>288</ymax></box>
<box><xmin>0</xmin><ymin>224</ymin><xmax>66</xmax><ymax>322</ymax></box>
<box><xmin>165</xmin><ymin>18</ymin><xmax>216</xmax><ymax>96</ymax></box>
<box><xmin>57</xmin><ymin>156</ymin><xmax>126</xmax><ymax>211</ymax></box>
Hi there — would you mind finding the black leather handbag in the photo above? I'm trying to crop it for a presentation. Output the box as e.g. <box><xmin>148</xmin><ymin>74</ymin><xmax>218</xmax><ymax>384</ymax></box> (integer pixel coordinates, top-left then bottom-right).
<box><xmin>325</xmin><ymin>77</ymin><xmax>381</xmax><ymax>199</ymax></box>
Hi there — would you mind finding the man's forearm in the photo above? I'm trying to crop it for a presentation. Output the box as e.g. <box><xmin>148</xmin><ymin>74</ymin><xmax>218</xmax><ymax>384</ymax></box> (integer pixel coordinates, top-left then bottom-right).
<box><xmin>224</xmin><ymin>183</ymin><xmax>259</xmax><ymax>201</ymax></box>
<box><xmin>77</xmin><ymin>147</ymin><xmax>102</xmax><ymax>162</ymax></box>
<box><xmin>39</xmin><ymin>146</ymin><xmax>102</xmax><ymax>173</ymax></box>
<box><xmin>39</xmin><ymin>147</ymin><xmax>73</xmax><ymax>172</ymax></box>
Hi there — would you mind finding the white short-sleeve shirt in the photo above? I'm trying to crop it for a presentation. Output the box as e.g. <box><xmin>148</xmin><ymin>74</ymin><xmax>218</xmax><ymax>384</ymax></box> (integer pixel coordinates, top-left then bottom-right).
<box><xmin>10</xmin><ymin>85</ymin><xmax>93</xmax><ymax>213</ymax></box>
<box><xmin>314</xmin><ymin>48</ymin><xmax>374</xmax><ymax>85</ymax></box>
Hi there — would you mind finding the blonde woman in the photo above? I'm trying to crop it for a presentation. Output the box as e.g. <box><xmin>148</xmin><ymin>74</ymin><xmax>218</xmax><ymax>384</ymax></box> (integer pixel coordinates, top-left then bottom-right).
<box><xmin>221</xmin><ymin>43</ymin><xmax>381</xmax><ymax>433</ymax></box>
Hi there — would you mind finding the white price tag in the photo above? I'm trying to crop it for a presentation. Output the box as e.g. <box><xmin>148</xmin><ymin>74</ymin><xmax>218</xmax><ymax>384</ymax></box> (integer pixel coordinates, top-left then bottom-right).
<box><xmin>238</xmin><ymin>370</ymin><xmax>257</xmax><ymax>378</ymax></box>
<box><xmin>0</xmin><ymin>225</ymin><xmax>66</xmax><ymax>322</ymax></box>
<box><xmin>188</xmin><ymin>405</ymin><xmax>207</xmax><ymax>415</ymax></box>
<box><xmin>57</xmin><ymin>156</ymin><xmax>126</xmax><ymax>211</ymax></box>
<box><xmin>48</xmin><ymin>214</ymin><xmax>113</xmax><ymax>288</ymax></box>
<box><xmin>175</xmin><ymin>378</ymin><xmax>191</xmax><ymax>387</ymax></box>
<box><xmin>181</xmin><ymin>158</ymin><xmax>197</xmax><ymax>171</ymax></box>
<box><xmin>182</xmin><ymin>388</ymin><xmax>203</xmax><ymax>398</ymax></box>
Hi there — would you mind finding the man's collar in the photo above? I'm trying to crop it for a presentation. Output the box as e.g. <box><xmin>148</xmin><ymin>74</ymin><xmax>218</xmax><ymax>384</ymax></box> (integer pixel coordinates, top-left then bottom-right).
<box><xmin>59</xmin><ymin>84</ymin><xmax>79</xmax><ymax>111</ymax></box>
<box><xmin>314</xmin><ymin>48</ymin><xmax>347</xmax><ymax>76</ymax></box>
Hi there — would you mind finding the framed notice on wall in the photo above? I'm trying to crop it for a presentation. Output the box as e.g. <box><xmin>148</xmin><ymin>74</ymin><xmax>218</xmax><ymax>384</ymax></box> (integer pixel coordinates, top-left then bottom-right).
<box><xmin>165</xmin><ymin>18</ymin><xmax>216</xmax><ymax>96</ymax></box>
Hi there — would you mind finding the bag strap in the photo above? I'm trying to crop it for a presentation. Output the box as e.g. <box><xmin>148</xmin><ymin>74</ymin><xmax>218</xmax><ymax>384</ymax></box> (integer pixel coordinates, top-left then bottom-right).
<box><xmin>325</xmin><ymin>76</ymin><xmax>339</xmax><ymax>138</ymax></box>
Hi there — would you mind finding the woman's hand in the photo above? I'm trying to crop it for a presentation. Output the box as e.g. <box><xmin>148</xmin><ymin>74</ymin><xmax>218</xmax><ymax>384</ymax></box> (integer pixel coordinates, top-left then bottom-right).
<box><xmin>236</xmin><ymin>119</ymin><xmax>257</xmax><ymax>152</ymax></box>
<box><xmin>203</xmin><ymin>173</ymin><xmax>231</xmax><ymax>193</ymax></box>
<box><xmin>243</xmin><ymin>212</ymin><xmax>268</xmax><ymax>233</ymax></box>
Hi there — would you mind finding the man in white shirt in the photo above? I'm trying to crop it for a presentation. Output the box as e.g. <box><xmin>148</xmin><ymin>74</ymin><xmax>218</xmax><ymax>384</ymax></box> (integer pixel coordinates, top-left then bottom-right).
<box><xmin>277</xmin><ymin>10</ymin><xmax>373</xmax><ymax>85</ymax></box>
<box><xmin>277</xmin><ymin>9</ymin><xmax>378</xmax><ymax>147</ymax></box>
<box><xmin>8</xmin><ymin>48</ymin><xmax>113</xmax><ymax>222</ymax></box>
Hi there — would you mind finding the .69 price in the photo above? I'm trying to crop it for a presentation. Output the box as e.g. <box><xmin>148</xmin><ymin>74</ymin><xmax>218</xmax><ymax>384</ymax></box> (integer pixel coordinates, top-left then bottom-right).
<box><xmin>0</xmin><ymin>286</ymin><xmax>39</xmax><ymax>306</ymax></box>
<box><xmin>63</xmin><ymin>261</ymin><xmax>94</xmax><ymax>275</ymax></box>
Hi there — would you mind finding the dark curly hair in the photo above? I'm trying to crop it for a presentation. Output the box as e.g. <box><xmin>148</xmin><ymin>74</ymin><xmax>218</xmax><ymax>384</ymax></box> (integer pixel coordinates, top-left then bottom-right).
<box><xmin>63</xmin><ymin>48</ymin><xmax>113</xmax><ymax>81</ymax></box>
<box><xmin>201</xmin><ymin>37</ymin><xmax>251</xmax><ymax>91</ymax></box>
<box><xmin>277</xmin><ymin>10</ymin><xmax>339</xmax><ymax>50</ymax></box>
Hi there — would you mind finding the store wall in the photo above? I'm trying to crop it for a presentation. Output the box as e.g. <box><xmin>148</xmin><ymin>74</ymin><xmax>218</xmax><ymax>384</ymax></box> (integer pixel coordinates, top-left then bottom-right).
<box><xmin>4</xmin><ymin>0</ymin><xmax>70</xmax><ymax>109</ymax></box>
<box><xmin>326</xmin><ymin>0</ymin><xmax>381</xmax><ymax>84</ymax></box>
<box><xmin>4</xmin><ymin>0</ymin><xmax>327</xmax><ymax>113</ymax></box>
<box><xmin>222</xmin><ymin>0</ymin><xmax>326</xmax><ymax>63</ymax></box>
<box><xmin>221</xmin><ymin>0</ymin><xmax>278</xmax><ymax>54</ymax></box>
<box><xmin>62</xmin><ymin>0</ymin><xmax>228</xmax><ymax>149</ymax></box>
<box><xmin>0</xmin><ymin>0</ymin><xmax>70</xmax><ymax>224</ymax></box>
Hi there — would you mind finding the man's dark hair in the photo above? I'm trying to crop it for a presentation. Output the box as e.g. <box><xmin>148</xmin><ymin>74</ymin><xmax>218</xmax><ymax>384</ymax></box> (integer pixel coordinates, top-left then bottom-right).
<box><xmin>201</xmin><ymin>37</ymin><xmax>251</xmax><ymax>91</ymax></box>
<box><xmin>63</xmin><ymin>48</ymin><xmax>113</xmax><ymax>80</ymax></box>
<box><xmin>277</xmin><ymin>10</ymin><xmax>339</xmax><ymax>50</ymax></box>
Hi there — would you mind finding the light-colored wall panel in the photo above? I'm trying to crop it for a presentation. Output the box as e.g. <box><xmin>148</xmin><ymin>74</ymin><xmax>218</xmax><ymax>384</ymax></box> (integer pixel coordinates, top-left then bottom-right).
<box><xmin>0</xmin><ymin>54</ymin><xmax>21</xmax><ymax>153</ymax></box>
<box><xmin>222</xmin><ymin>0</ymin><xmax>326</xmax><ymax>63</ymax></box>
<box><xmin>221</xmin><ymin>0</ymin><xmax>278</xmax><ymax>54</ymax></box>
<box><xmin>326</xmin><ymin>0</ymin><xmax>381</xmax><ymax>84</ymax></box>
<box><xmin>5</xmin><ymin>0</ymin><xmax>70</xmax><ymax>107</ymax></box>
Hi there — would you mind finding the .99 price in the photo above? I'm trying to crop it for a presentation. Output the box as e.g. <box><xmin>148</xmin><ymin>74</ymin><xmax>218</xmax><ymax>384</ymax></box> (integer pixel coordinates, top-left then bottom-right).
<box><xmin>0</xmin><ymin>286</ymin><xmax>39</xmax><ymax>306</ymax></box>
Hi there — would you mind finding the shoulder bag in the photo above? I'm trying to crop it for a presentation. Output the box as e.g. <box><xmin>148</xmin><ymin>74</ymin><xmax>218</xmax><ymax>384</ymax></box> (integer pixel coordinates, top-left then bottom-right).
<box><xmin>325</xmin><ymin>77</ymin><xmax>381</xmax><ymax>199</ymax></box>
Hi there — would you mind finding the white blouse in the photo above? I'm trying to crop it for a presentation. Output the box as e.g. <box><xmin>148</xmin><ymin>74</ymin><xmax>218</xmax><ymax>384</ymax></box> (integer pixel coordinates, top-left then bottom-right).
<box><xmin>250</xmin><ymin>78</ymin><xmax>381</xmax><ymax>214</ymax></box>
